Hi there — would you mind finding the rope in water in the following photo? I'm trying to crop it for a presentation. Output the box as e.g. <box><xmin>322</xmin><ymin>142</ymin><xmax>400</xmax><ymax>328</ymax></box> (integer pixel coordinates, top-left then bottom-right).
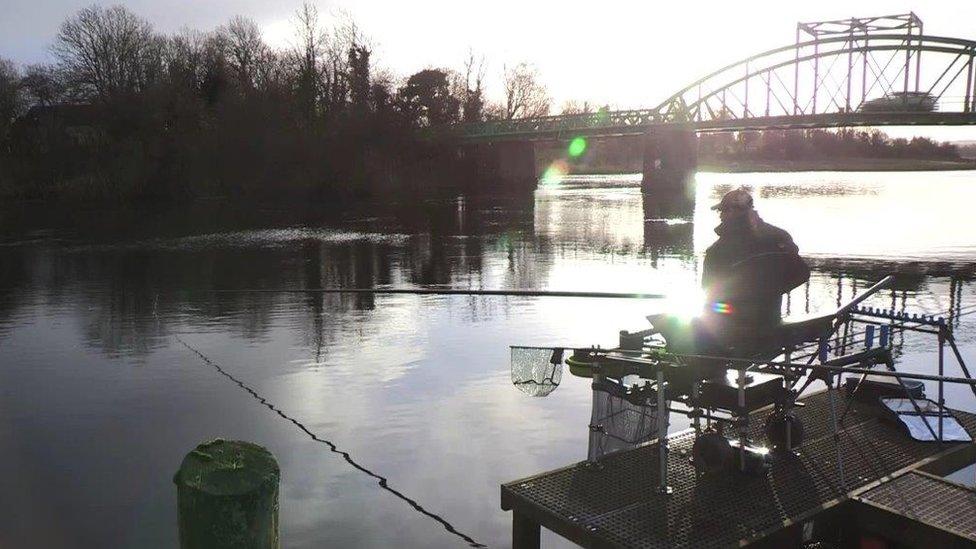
<box><xmin>150</xmin><ymin>288</ymin><xmax>488</xmax><ymax>548</ymax></box>
<box><xmin>173</xmin><ymin>334</ymin><xmax>486</xmax><ymax>548</ymax></box>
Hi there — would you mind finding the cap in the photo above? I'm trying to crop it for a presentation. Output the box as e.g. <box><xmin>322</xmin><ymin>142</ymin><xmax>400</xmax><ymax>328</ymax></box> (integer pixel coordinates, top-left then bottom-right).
<box><xmin>711</xmin><ymin>188</ymin><xmax>754</xmax><ymax>211</ymax></box>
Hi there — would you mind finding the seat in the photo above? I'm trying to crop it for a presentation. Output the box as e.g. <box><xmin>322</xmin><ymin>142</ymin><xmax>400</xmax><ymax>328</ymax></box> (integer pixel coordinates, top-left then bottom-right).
<box><xmin>776</xmin><ymin>314</ymin><xmax>835</xmax><ymax>349</ymax></box>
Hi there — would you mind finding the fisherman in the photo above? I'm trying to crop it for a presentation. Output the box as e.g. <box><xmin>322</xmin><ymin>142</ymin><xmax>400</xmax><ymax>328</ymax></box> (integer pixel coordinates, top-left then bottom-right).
<box><xmin>699</xmin><ymin>187</ymin><xmax>810</xmax><ymax>353</ymax></box>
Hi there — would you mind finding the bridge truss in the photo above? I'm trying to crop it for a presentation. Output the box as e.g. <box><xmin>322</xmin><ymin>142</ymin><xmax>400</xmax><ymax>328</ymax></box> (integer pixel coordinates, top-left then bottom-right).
<box><xmin>462</xmin><ymin>14</ymin><xmax>976</xmax><ymax>140</ymax></box>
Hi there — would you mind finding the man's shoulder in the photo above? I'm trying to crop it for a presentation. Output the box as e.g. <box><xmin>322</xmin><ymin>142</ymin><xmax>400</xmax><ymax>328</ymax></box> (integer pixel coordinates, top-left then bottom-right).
<box><xmin>755</xmin><ymin>220</ymin><xmax>799</xmax><ymax>254</ymax></box>
<box><xmin>705</xmin><ymin>235</ymin><xmax>734</xmax><ymax>255</ymax></box>
<box><xmin>757</xmin><ymin>220</ymin><xmax>794</xmax><ymax>242</ymax></box>
<box><xmin>757</xmin><ymin>219</ymin><xmax>789</xmax><ymax>236</ymax></box>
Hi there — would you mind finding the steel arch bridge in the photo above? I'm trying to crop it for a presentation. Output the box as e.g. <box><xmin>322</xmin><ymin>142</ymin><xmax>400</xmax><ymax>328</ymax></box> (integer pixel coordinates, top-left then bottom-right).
<box><xmin>461</xmin><ymin>13</ymin><xmax>976</xmax><ymax>141</ymax></box>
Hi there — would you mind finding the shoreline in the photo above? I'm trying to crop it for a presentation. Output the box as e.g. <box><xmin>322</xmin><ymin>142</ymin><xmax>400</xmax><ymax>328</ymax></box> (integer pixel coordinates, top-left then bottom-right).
<box><xmin>557</xmin><ymin>157</ymin><xmax>976</xmax><ymax>175</ymax></box>
<box><xmin>698</xmin><ymin>157</ymin><xmax>976</xmax><ymax>173</ymax></box>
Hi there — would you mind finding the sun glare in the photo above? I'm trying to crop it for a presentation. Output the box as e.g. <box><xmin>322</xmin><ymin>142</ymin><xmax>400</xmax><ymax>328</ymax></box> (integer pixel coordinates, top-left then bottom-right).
<box><xmin>662</xmin><ymin>284</ymin><xmax>705</xmax><ymax>322</ymax></box>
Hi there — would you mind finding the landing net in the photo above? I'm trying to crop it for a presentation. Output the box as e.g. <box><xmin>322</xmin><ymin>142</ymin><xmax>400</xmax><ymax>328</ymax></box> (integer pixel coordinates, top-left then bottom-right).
<box><xmin>511</xmin><ymin>346</ymin><xmax>564</xmax><ymax>397</ymax></box>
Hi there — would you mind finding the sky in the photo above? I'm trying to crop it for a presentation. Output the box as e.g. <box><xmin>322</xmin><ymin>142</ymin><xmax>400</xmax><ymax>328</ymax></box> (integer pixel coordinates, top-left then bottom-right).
<box><xmin>2</xmin><ymin>0</ymin><xmax>976</xmax><ymax>140</ymax></box>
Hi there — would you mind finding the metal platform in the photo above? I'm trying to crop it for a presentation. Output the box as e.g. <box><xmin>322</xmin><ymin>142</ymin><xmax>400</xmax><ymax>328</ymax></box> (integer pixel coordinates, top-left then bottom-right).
<box><xmin>501</xmin><ymin>390</ymin><xmax>976</xmax><ymax>548</ymax></box>
<box><xmin>851</xmin><ymin>470</ymin><xmax>976</xmax><ymax>546</ymax></box>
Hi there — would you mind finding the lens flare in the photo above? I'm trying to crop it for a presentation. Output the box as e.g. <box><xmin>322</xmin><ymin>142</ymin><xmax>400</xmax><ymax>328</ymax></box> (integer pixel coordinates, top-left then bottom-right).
<box><xmin>541</xmin><ymin>159</ymin><xmax>569</xmax><ymax>186</ymax></box>
<box><xmin>711</xmin><ymin>301</ymin><xmax>733</xmax><ymax>315</ymax></box>
<box><xmin>568</xmin><ymin>136</ymin><xmax>587</xmax><ymax>158</ymax></box>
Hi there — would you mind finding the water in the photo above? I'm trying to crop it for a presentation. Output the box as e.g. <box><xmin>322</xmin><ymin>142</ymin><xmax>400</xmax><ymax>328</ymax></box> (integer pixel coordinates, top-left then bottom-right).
<box><xmin>1</xmin><ymin>171</ymin><xmax>975</xmax><ymax>548</ymax></box>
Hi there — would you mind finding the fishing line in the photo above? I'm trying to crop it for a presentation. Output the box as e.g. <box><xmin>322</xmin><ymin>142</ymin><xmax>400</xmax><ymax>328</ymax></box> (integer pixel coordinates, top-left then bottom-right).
<box><xmin>155</xmin><ymin>292</ymin><xmax>485</xmax><ymax>547</ymax></box>
<box><xmin>173</xmin><ymin>335</ymin><xmax>486</xmax><ymax>547</ymax></box>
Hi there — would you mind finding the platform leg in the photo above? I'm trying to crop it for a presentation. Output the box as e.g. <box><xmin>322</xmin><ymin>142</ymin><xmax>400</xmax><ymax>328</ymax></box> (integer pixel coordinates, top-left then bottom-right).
<box><xmin>827</xmin><ymin>381</ymin><xmax>847</xmax><ymax>491</ymax></box>
<box><xmin>587</xmin><ymin>370</ymin><xmax>606</xmax><ymax>463</ymax></box>
<box><xmin>656</xmin><ymin>368</ymin><xmax>672</xmax><ymax>494</ymax></box>
<box><xmin>512</xmin><ymin>511</ymin><xmax>540</xmax><ymax>549</ymax></box>
<box><xmin>738</xmin><ymin>367</ymin><xmax>747</xmax><ymax>473</ymax></box>
<box><xmin>938</xmin><ymin>325</ymin><xmax>945</xmax><ymax>445</ymax></box>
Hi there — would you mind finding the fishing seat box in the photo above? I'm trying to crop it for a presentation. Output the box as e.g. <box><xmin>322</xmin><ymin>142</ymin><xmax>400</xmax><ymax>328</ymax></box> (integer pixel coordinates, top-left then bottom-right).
<box><xmin>698</xmin><ymin>370</ymin><xmax>787</xmax><ymax>413</ymax></box>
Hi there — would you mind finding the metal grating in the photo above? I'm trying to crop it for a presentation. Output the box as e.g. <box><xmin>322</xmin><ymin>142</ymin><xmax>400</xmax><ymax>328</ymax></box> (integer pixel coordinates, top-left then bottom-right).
<box><xmin>856</xmin><ymin>471</ymin><xmax>976</xmax><ymax>541</ymax></box>
<box><xmin>503</xmin><ymin>390</ymin><xmax>976</xmax><ymax>548</ymax></box>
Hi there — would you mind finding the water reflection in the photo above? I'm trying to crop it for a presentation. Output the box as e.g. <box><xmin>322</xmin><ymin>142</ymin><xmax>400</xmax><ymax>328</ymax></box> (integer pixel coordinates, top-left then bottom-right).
<box><xmin>0</xmin><ymin>172</ymin><xmax>975</xmax><ymax>547</ymax></box>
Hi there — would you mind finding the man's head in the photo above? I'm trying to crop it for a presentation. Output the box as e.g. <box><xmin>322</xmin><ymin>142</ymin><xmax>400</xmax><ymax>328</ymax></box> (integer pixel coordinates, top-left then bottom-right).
<box><xmin>711</xmin><ymin>187</ymin><xmax>754</xmax><ymax>222</ymax></box>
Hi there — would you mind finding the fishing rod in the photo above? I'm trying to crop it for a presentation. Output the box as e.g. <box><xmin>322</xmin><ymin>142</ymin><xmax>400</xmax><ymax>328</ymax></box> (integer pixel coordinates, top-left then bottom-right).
<box><xmin>208</xmin><ymin>287</ymin><xmax>668</xmax><ymax>299</ymax></box>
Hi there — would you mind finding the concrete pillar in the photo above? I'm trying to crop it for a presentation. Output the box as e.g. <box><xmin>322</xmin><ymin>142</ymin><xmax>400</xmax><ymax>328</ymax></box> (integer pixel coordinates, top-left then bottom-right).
<box><xmin>462</xmin><ymin>140</ymin><xmax>537</xmax><ymax>193</ymax></box>
<box><xmin>497</xmin><ymin>141</ymin><xmax>537</xmax><ymax>192</ymax></box>
<box><xmin>641</xmin><ymin>125</ymin><xmax>698</xmax><ymax>196</ymax></box>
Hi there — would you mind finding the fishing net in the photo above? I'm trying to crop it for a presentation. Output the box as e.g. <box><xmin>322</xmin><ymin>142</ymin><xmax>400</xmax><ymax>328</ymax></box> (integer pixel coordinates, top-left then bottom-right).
<box><xmin>511</xmin><ymin>346</ymin><xmax>564</xmax><ymax>397</ymax></box>
<box><xmin>587</xmin><ymin>377</ymin><xmax>666</xmax><ymax>461</ymax></box>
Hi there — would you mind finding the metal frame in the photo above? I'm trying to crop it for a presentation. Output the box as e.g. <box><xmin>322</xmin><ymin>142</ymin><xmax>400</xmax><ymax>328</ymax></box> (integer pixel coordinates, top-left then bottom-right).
<box><xmin>561</xmin><ymin>275</ymin><xmax>976</xmax><ymax>493</ymax></box>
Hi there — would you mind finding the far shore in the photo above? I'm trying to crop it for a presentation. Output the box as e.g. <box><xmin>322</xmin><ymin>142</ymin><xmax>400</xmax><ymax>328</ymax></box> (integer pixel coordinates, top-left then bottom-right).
<box><xmin>698</xmin><ymin>157</ymin><xmax>976</xmax><ymax>173</ymax></box>
<box><xmin>552</xmin><ymin>157</ymin><xmax>976</xmax><ymax>175</ymax></box>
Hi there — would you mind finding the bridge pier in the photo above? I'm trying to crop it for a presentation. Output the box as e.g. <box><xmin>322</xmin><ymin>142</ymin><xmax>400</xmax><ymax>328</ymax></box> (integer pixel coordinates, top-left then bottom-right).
<box><xmin>462</xmin><ymin>141</ymin><xmax>538</xmax><ymax>193</ymax></box>
<box><xmin>640</xmin><ymin>126</ymin><xmax>698</xmax><ymax>196</ymax></box>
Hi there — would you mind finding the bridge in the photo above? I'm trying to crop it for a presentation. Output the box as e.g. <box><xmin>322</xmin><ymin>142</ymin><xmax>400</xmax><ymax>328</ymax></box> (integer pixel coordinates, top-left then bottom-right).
<box><xmin>459</xmin><ymin>14</ymin><xmax>976</xmax><ymax>192</ymax></box>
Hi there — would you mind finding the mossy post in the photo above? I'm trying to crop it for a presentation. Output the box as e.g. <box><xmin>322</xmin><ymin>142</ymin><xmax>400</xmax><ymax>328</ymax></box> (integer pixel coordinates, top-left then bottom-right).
<box><xmin>174</xmin><ymin>439</ymin><xmax>280</xmax><ymax>549</ymax></box>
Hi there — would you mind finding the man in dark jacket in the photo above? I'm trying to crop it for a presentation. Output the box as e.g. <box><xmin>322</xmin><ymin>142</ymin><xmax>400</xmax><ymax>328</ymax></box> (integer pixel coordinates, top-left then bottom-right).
<box><xmin>649</xmin><ymin>188</ymin><xmax>809</xmax><ymax>364</ymax></box>
<box><xmin>699</xmin><ymin>188</ymin><xmax>810</xmax><ymax>350</ymax></box>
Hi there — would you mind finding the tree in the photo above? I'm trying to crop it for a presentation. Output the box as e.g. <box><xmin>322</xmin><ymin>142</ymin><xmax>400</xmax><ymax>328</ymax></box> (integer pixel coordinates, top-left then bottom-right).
<box><xmin>53</xmin><ymin>5</ymin><xmax>159</xmax><ymax>99</ymax></box>
<box><xmin>199</xmin><ymin>33</ymin><xmax>231</xmax><ymax>105</ymax></box>
<box><xmin>397</xmin><ymin>69</ymin><xmax>460</xmax><ymax>127</ymax></box>
<box><xmin>461</xmin><ymin>50</ymin><xmax>486</xmax><ymax>122</ymax></box>
<box><xmin>560</xmin><ymin>100</ymin><xmax>593</xmax><ymax>115</ymax></box>
<box><xmin>220</xmin><ymin>16</ymin><xmax>265</xmax><ymax>90</ymax></box>
<box><xmin>292</xmin><ymin>3</ymin><xmax>326</xmax><ymax>121</ymax></box>
<box><xmin>0</xmin><ymin>58</ymin><xmax>24</xmax><ymax>147</ymax></box>
<box><xmin>502</xmin><ymin>62</ymin><xmax>549</xmax><ymax>119</ymax></box>
<box><xmin>348</xmin><ymin>45</ymin><xmax>371</xmax><ymax>115</ymax></box>
<box><xmin>166</xmin><ymin>29</ymin><xmax>208</xmax><ymax>91</ymax></box>
<box><xmin>20</xmin><ymin>64</ymin><xmax>64</xmax><ymax>106</ymax></box>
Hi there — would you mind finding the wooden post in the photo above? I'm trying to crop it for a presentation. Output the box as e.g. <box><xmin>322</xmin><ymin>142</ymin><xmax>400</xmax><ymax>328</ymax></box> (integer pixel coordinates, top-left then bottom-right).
<box><xmin>174</xmin><ymin>439</ymin><xmax>280</xmax><ymax>549</ymax></box>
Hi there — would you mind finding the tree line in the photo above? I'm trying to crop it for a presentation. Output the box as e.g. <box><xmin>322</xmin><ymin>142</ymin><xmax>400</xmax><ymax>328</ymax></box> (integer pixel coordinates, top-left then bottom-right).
<box><xmin>0</xmin><ymin>4</ymin><xmax>552</xmax><ymax>202</ymax></box>
<box><xmin>700</xmin><ymin>128</ymin><xmax>962</xmax><ymax>162</ymax></box>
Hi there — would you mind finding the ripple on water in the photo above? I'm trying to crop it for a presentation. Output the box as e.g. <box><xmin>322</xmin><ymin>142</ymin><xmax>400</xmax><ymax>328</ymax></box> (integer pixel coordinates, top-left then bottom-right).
<box><xmin>68</xmin><ymin>228</ymin><xmax>413</xmax><ymax>252</ymax></box>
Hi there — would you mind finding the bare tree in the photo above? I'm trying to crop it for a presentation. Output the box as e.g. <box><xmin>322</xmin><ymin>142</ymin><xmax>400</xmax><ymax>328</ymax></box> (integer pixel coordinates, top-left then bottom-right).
<box><xmin>292</xmin><ymin>3</ymin><xmax>326</xmax><ymax>119</ymax></box>
<box><xmin>503</xmin><ymin>62</ymin><xmax>549</xmax><ymax>119</ymax></box>
<box><xmin>461</xmin><ymin>49</ymin><xmax>487</xmax><ymax>122</ymax></box>
<box><xmin>166</xmin><ymin>29</ymin><xmax>208</xmax><ymax>90</ymax></box>
<box><xmin>0</xmin><ymin>58</ymin><xmax>24</xmax><ymax>147</ymax></box>
<box><xmin>53</xmin><ymin>5</ymin><xmax>159</xmax><ymax>99</ymax></box>
<box><xmin>325</xmin><ymin>11</ymin><xmax>370</xmax><ymax>113</ymax></box>
<box><xmin>560</xmin><ymin>100</ymin><xmax>594</xmax><ymax>115</ymax></box>
<box><xmin>220</xmin><ymin>16</ymin><xmax>265</xmax><ymax>90</ymax></box>
<box><xmin>199</xmin><ymin>32</ymin><xmax>231</xmax><ymax>104</ymax></box>
<box><xmin>254</xmin><ymin>49</ymin><xmax>290</xmax><ymax>95</ymax></box>
<box><xmin>20</xmin><ymin>64</ymin><xmax>64</xmax><ymax>106</ymax></box>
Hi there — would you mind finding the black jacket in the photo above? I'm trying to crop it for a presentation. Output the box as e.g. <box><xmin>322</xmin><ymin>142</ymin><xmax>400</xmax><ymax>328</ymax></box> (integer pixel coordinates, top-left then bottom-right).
<box><xmin>702</xmin><ymin>214</ymin><xmax>809</xmax><ymax>325</ymax></box>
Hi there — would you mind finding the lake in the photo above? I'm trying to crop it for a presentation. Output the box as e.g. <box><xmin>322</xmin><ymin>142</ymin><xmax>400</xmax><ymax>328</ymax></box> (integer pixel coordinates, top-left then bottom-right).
<box><xmin>1</xmin><ymin>171</ymin><xmax>975</xmax><ymax>548</ymax></box>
